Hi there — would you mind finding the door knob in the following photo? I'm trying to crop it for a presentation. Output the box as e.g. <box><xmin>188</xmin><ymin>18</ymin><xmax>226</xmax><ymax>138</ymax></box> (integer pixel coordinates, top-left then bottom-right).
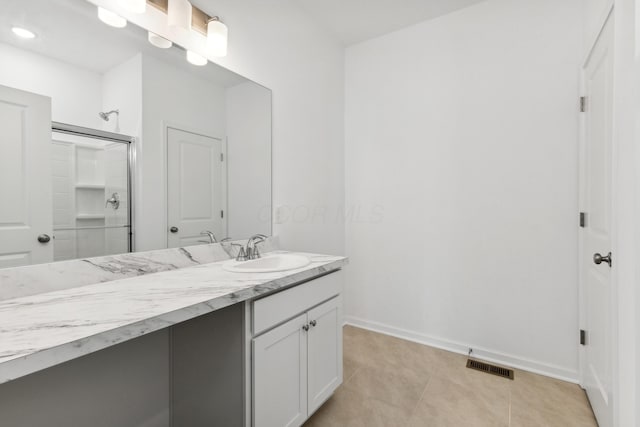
<box><xmin>37</xmin><ymin>234</ymin><xmax>51</xmax><ymax>243</ymax></box>
<box><xmin>309</xmin><ymin>320</ymin><xmax>317</xmax><ymax>328</ymax></box>
<box><xmin>170</xmin><ymin>227</ymin><xmax>179</xmax><ymax>233</ymax></box>
<box><xmin>593</xmin><ymin>252</ymin><xmax>612</xmax><ymax>267</ymax></box>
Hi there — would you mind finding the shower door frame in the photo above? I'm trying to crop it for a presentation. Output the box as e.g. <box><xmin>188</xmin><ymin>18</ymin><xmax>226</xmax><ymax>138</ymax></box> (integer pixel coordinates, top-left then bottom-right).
<box><xmin>52</xmin><ymin>121</ymin><xmax>136</xmax><ymax>253</ymax></box>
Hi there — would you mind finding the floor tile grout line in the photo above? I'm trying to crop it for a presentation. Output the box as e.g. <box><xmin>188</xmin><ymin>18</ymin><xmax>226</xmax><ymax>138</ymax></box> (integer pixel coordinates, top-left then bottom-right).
<box><xmin>342</xmin><ymin>365</ymin><xmax>360</xmax><ymax>386</ymax></box>
<box><xmin>408</xmin><ymin>374</ymin><xmax>432</xmax><ymax>419</ymax></box>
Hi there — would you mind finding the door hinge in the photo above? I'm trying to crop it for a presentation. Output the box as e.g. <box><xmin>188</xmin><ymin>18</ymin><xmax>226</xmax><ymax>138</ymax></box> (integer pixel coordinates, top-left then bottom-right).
<box><xmin>220</xmin><ymin>153</ymin><xmax>224</xmax><ymax>162</ymax></box>
<box><xmin>580</xmin><ymin>96</ymin><xmax>587</xmax><ymax>112</ymax></box>
<box><xmin>221</xmin><ymin>210</ymin><xmax>224</xmax><ymax>219</ymax></box>
<box><xmin>579</xmin><ymin>212</ymin><xmax>586</xmax><ymax>228</ymax></box>
<box><xmin>580</xmin><ymin>329</ymin><xmax>587</xmax><ymax>346</ymax></box>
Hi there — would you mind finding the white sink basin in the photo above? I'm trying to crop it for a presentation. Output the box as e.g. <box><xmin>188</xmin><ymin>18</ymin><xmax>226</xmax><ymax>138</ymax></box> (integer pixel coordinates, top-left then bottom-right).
<box><xmin>223</xmin><ymin>254</ymin><xmax>311</xmax><ymax>273</ymax></box>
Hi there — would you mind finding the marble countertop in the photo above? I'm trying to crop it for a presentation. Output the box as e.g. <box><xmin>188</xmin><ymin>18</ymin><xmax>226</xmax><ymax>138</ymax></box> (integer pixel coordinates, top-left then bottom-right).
<box><xmin>0</xmin><ymin>251</ymin><xmax>347</xmax><ymax>385</ymax></box>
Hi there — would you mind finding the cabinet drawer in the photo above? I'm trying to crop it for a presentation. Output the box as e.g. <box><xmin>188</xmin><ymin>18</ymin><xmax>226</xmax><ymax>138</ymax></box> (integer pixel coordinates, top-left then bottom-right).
<box><xmin>252</xmin><ymin>270</ymin><xmax>342</xmax><ymax>336</ymax></box>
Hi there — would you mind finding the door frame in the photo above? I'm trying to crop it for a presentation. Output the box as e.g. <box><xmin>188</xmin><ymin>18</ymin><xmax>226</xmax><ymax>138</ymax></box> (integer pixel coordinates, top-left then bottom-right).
<box><xmin>162</xmin><ymin>121</ymin><xmax>227</xmax><ymax>248</ymax></box>
<box><xmin>52</xmin><ymin>121</ymin><xmax>136</xmax><ymax>253</ymax></box>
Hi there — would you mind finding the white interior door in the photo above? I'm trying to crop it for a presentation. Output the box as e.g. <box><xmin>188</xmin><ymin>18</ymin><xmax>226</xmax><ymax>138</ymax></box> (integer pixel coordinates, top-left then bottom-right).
<box><xmin>580</xmin><ymin>15</ymin><xmax>614</xmax><ymax>427</ymax></box>
<box><xmin>167</xmin><ymin>127</ymin><xmax>224</xmax><ymax>248</ymax></box>
<box><xmin>0</xmin><ymin>84</ymin><xmax>52</xmax><ymax>268</ymax></box>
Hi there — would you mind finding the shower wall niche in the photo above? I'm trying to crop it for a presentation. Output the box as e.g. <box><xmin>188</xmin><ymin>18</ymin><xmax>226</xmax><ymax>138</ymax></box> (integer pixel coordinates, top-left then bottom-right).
<box><xmin>52</xmin><ymin>132</ymin><xmax>130</xmax><ymax>261</ymax></box>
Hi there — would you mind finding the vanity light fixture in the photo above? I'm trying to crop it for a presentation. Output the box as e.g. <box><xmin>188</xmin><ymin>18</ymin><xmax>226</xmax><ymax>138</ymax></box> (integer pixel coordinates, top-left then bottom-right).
<box><xmin>98</xmin><ymin>7</ymin><xmax>127</xmax><ymax>28</ymax></box>
<box><xmin>207</xmin><ymin>17</ymin><xmax>228</xmax><ymax>57</ymax></box>
<box><xmin>168</xmin><ymin>0</ymin><xmax>192</xmax><ymax>32</ymax></box>
<box><xmin>119</xmin><ymin>0</ymin><xmax>146</xmax><ymax>14</ymax></box>
<box><xmin>148</xmin><ymin>31</ymin><xmax>173</xmax><ymax>49</ymax></box>
<box><xmin>186</xmin><ymin>50</ymin><xmax>207</xmax><ymax>66</ymax></box>
<box><xmin>11</xmin><ymin>27</ymin><xmax>36</xmax><ymax>39</ymax></box>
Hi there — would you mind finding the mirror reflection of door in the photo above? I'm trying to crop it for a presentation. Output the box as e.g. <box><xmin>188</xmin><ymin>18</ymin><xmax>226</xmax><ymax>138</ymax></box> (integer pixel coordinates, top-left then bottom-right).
<box><xmin>0</xmin><ymin>84</ymin><xmax>53</xmax><ymax>268</ymax></box>
<box><xmin>167</xmin><ymin>127</ymin><xmax>225</xmax><ymax>248</ymax></box>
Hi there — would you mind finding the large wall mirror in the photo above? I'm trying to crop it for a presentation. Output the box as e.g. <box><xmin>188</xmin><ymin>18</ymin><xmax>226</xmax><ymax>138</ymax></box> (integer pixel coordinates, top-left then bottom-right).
<box><xmin>0</xmin><ymin>0</ymin><xmax>272</xmax><ymax>269</ymax></box>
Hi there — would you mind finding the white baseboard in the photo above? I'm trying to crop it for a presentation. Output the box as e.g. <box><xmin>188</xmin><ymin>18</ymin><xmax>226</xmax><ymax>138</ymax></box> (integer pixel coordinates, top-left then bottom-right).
<box><xmin>343</xmin><ymin>315</ymin><xmax>579</xmax><ymax>384</ymax></box>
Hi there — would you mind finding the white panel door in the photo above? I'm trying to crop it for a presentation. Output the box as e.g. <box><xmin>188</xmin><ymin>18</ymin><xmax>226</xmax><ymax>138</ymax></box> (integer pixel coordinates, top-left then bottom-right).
<box><xmin>253</xmin><ymin>313</ymin><xmax>308</xmax><ymax>427</ymax></box>
<box><xmin>0</xmin><ymin>84</ymin><xmax>52</xmax><ymax>268</ymax></box>
<box><xmin>580</xmin><ymin>15</ymin><xmax>613</xmax><ymax>427</ymax></box>
<box><xmin>167</xmin><ymin>127</ymin><xmax>223</xmax><ymax>248</ymax></box>
<box><xmin>307</xmin><ymin>296</ymin><xmax>343</xmax><ymax>416</ymax></box>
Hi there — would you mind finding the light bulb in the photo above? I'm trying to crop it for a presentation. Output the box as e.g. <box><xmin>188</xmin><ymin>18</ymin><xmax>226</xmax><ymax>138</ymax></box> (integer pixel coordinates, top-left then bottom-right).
<box><xmin>186</xmin><ymin>50</ymin><xmax>207</xmax><ymax>66</ymax></box>
<box><xmin>168</xmin><ymin>0</ymin><xmax>192</xmax><ymax>32</ymax></box>
<box><xmin>148</xmin><ymin>32</ymin><xmax>172</xmax><ymax>49</ymax></box>
<box><xmin>98</xmin><ymin>7</ymin><xmax>127</xmax><ymax>28</ymax></box>
<box><xmin>119</xmin><ymin>0</ymin><xmax>146</xmax><ymax>14</ymax></box>
<box><xmin>12</xmin><ymin>27</ymin><xmax>36</xmax><ymax>39</ymax></box>
<box><xmin>207</xmin><ymin>18</ymin><xmax>228</xmax><ymax>57</ymax></box>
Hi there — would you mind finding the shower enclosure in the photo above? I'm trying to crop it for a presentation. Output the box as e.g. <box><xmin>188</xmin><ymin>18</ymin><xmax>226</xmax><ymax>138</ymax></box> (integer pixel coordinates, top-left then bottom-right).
<box><xmin>51</xmin><ymin>122</ymin><xmax>134</xmax><ymax>261</ymax></box>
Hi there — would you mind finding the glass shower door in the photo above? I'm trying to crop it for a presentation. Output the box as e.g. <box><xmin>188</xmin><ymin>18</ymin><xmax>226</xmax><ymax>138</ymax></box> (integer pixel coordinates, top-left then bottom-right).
<box><xmin>51</xmin><ymin>130</ymin><xmax>131</xmax><ymax>261</ymax></box>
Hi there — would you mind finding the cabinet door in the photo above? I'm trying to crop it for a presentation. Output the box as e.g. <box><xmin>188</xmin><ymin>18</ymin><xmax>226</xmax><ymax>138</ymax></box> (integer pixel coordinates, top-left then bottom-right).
<box><xmin>253</xmin><ymin>313</ymin><xmax>308</xmax><ymax>427</ymax></box>
<box><xmin>307</xmin><ymin>296</ymin><xmax>343</xmax><ymax>415</ymax></box>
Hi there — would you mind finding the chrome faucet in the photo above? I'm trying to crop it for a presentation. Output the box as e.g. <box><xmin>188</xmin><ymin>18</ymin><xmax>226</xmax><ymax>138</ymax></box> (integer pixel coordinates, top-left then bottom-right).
<box><xmin>200</xmin><ymin>231</ymin><xmax>218</xmax><ymax>243</ymax></box>
<box><xmin>244</xmin><ymin>234</ymin><xmax>268</xmax><ymax>260</ymax></box>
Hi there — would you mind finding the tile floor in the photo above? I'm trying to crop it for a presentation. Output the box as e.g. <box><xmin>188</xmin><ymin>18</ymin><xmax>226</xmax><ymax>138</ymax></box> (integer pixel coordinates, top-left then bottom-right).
<box><xmin>304</xmin><ymin>326</ymin><xmax>598</xmax><ymax>427</ymax></box>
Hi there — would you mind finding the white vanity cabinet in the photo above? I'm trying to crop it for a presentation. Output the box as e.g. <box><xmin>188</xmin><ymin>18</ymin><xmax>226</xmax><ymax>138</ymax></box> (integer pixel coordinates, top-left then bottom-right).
<box><xmin>251</xmin><ymin>271</ymin><xmax>343</xmax><ymax>427</ymax></box>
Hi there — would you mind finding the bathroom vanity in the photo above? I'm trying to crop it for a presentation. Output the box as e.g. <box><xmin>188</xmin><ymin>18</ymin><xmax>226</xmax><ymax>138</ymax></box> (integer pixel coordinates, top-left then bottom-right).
<box><xmin>0</xmin><ymin>0</ymin><xmax>344</xmax><ymax>424</ymax></box>
<box><xmin>0</xmin><ymin>245</ymin><xmax>347</xmax><ymax>427</ymax></box>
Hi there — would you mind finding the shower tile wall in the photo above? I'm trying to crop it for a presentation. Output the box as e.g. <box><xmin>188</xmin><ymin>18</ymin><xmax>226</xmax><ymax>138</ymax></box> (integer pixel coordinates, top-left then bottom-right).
<box><xmin>51</xmin><ymin>137</ymin><xmax>129</xmax><ymax>261</ymax></box>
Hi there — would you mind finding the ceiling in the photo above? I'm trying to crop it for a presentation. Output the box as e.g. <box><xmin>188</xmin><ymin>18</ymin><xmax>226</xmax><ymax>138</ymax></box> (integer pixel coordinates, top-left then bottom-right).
<box><xmin>295</xmin><ymin>0</ymin><xmax>488</xmax><ymax>45</ymax></box>
<box><xmin>0</xmin><ymin>0</ymin><xmax>247</xmax><ymax>87</ymax></box>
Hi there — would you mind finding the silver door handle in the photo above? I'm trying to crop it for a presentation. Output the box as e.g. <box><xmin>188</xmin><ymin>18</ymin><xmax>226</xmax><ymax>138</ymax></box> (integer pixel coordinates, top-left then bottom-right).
<box><xmin>593</xmin><ymin>252</ymin><xmax>612</xmax><ymax>267</ymax></box>
<box><xmin>37</xmin><ymin>234</ymin><xmax>51</xmax><ymax>243</ymax></box>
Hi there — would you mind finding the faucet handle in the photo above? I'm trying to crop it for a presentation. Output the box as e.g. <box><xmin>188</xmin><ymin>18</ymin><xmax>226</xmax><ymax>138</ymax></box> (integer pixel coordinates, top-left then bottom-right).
<box><xmin>252</xmin><ymin>239</ymin><xmax>267</xmax><ymax>259</ymax></box>
<box><xmin>230</xmin><ymin>243</ymin><xmax>248</xmax><ymax>261</ymax></box>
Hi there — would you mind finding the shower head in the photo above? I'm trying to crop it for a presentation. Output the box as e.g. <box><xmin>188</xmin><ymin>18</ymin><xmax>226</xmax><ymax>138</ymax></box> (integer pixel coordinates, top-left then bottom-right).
<box><xmin>99</xmin><ymin>109</ymin><xmax>119</xmax><ymax>122</ymax></box>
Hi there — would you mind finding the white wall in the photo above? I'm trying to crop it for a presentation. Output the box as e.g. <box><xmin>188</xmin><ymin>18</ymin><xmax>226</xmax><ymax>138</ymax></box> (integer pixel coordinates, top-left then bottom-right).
<box><xmin>102</xmin><ymin>54</ymin><xmax>143</xmax><ymax>136</ymax></box>
<box><xmin>226</xmin><ymin>82</ymin><xmax>272</xmax><ymax>238</ymax></box>
<box><xmin>345</xmin><ymin>0</ymin><xmax>583</xmax><ymax>380</ymax></box>
<box><xmin>192</xmin><ymin>0</ymin><xmax>345</xmax><ymax>255</ymax></box>
<box><xmin>0</xmin><ymin>42</ymin><xmax>102</xmax><ymax>128</ymax></box>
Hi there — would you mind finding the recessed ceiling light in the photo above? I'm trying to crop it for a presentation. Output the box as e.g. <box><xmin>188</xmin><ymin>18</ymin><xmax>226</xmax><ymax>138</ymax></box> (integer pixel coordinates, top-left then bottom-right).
<box><xmin>98</xmin><ymin>7</ymin><xmax>127</xmax><ymax>28</ymax></box>
<box><xmin>186</xmin><ymin>50</ymin><xmax>207</xmax><ymax>66</ymax></box>
<box><xmin>12</xmin><ymin>27</ymin><xmax>36</xmax><ymax>39</ymax></box>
